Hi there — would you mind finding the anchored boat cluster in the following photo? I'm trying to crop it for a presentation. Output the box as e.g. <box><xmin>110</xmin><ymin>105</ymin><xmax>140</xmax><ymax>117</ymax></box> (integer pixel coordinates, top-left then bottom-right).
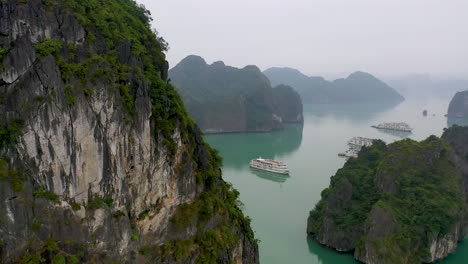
<box><xmin>250</xmin><ymin>122</ymin><xmax>412</xmax><ymax>171</ymax></box>
<box><xmin>339</xmin><ymin>136</ymin><xmax>375</xmax><ymax>158</ymax></box>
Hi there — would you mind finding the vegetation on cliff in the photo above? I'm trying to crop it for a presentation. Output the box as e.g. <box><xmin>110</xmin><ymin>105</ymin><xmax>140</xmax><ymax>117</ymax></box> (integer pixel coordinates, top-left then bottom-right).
<box><xmin>0</xmin><ymin>0</ymin><xmax>258</xmax><ymax>263</ymax></box>
<box><xmin>307</xmin><ymin>132</ymin><xmax>467</xmax><ymax>263</ymax></box>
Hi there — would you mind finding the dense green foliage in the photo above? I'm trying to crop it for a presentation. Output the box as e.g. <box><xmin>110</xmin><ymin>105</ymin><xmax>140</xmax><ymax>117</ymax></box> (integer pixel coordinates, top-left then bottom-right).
<box><xmin>33</xmin><ymin>188</ymin><xmax>60</xmax><ymax>204</ymax></box>
<box><xmin>0</xmin><ymin>47</ymin><xmax>7</xmax><ymax>68</ymax></box>
<box><xmin>264</xmin><ymin>67</ymin><xmax>404</xmax><ymax>104</ymax></box>
<box><xmin>63</xmin><ymin>0</ymin><xmax>167</xmax><ymax>53</ymax></box>
<box><xmin>308</xmin><ymin>136</ymin><xmax>465</xmax><ymax>263</ymax></box>
<box><xmin>308</xmin><ymin>141</ymin><xmax>387</xmax><ymax>234</ymax></box>
<box><xmin>70</xmin><ymin>202</ymin><xmax>81</xmax><ymax>211</ymax></box>
<box><xmin>0</xmin><ymin>118</ymin><xmax>24</xmax><ymax>151</ymax></box>
<box><xmin>379</xmin><ymin>138</ymin><xmax>461</xmax><ymax>233</ymax></box>
<box><xmin>372</xmin><ymin>138</ymin><xmax>463</xmax><ymax>260</ymax></box>
<box><xmin>0</xmin><ymin>117</ymin><xmax>25</xmax><ymax>192</ymax></box>
<box><xmin>0</xmin><ymin>159</ymin><xmax>24</xmax><ymax>192</ymax></box>
<box><xmin>33</xmin><ymin>39</ymin><xmax>63</xmax><ymax>57</ymax></box>
<box><xmin>16</xmin><ymin>238</ymin><xmax>84</xmax><ymax>264</ymax></box>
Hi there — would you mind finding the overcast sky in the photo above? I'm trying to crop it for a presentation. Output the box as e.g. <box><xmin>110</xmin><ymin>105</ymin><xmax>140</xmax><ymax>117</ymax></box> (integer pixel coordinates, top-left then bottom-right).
<box><xmin>138</xmin><ymin>0</ymin><xmax>468</xmax><ymax>79</ymax></box>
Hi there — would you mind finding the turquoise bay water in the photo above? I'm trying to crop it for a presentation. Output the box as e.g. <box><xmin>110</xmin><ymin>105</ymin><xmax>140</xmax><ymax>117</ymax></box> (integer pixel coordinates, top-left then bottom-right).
<box><xmin>205</xmin><ymin>98</ymin><xmax>468</xmax><ymax>264</ymax></box>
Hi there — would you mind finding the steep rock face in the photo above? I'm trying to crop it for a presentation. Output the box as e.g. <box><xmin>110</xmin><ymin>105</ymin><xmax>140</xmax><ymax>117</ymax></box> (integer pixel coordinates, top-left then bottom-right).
<box><xmin>169</xmin><ymin>56</ymin><xmax>303</xmax><ymax>133</ymax></box>
<box><xmin>354</xmin><ymin>206</ymin><xmax>399</xmax><ymax>264</ymax></box>
<box><xmin>0</xmin><ymin>0</ymin><xmax>258</xmax><ymax>263</ymax></box>
<box><xmin>263</xmin><ymin>67</ymin><xmax>404</xmax><ymax>105</ymax></box>
<box><xmin>447</xmin><ymin>90</ymin><xmax>468</xmax><ymax>118</ymax></box>
<box><xmin>272</xmin><ymin>85</ymin><xmax>303</xmax><ymax>123</ymax></box>
<box><xmin>307</xmin><ymin>133</ymin><xmax>468</xmax><ymax>264</ymax></box>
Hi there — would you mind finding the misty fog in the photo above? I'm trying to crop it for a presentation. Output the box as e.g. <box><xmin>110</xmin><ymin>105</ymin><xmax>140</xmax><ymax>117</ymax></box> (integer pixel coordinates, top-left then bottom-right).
<box><xmin>139</xmin><ymin>0</ymin><xmax>467</xmax><ymax>81</ymax></box>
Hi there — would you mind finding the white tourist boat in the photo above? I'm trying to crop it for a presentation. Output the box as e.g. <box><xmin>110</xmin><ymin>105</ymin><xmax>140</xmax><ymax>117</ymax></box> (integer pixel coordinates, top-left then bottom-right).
<box><xmin>348</xmin><ymin>137</ymin><xmax>374</xmax><ymax>149</ymax></box>
<box><xmin>371</xmin><ymin>122</ymin><xmax>412</xmax><ymax>132</ymax></box>
<box><xmin>250</xmin><ymin>158</ymin><xmax>289</xmax><ymax>175</ymax></box>
<box><xmin>339</xmin><ymin>136</ymin><xmax>375</xmax><ymax>158</ymax></box>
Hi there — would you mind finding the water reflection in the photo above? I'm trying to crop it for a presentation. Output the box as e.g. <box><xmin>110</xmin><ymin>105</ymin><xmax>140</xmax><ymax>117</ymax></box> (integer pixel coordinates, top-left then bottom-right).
<box><xmin>205</xmin><ymin>124</ymin><xmax>303</xmax><ymax>170</ymax></box>
<box><xmin>447</xmin><ymin>117</ymin><xmax>468</xmax><ymax>128</ymax></box>
<box><xmin>304</xmin><ymin>102</ymin><xmax>400</xmax><ymax>123</ymax></box>
<box><xmin>306</xmin><ymin>237</ymin><xmax>358</xmax><ymax>263</ymax></box>
<box><xmin>373</xmin><ymin>128</ymin><xmax>412</xmax><ymax>138</ymax></box>
<box><xmin>250</xmin><ymin>168</ymin><xmax>290</xmax><ymax>184</ymax></box>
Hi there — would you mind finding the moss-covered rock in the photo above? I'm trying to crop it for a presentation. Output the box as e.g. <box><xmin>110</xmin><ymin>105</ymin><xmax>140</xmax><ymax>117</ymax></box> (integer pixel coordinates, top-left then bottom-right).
<box><xmin>307</xmin><ymin>129</ymin><xmax>468</xmax><ymax>263</ymax></box>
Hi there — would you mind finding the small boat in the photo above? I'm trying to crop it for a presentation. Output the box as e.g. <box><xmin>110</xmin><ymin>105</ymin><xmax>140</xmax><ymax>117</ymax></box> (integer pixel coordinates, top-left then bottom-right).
<box><xmin>371</xmin><ymin>122</ymin><xmax>412</xmax><ymax>132</ymax></box>
<box><xmin>250</xmin><ymin>158</ymin><xmax>289</xmax><ymax>175</ymax></box>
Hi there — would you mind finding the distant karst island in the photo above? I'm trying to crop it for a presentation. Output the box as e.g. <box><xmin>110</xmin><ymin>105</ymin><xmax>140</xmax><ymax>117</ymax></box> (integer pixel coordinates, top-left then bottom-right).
<box><xmin>263</xmin><ymin>67</ymin><xmax>405</xmax><ymax>105</ymax></box>
<box><xmin>170</xmin><ymin>56</ymin><xmax>303</xmax><ymax>133</ymax></box>
<box><xmin>447</xmin><ymin>90</ymin><xmax>468</xmax><ymax>118</ymax></box>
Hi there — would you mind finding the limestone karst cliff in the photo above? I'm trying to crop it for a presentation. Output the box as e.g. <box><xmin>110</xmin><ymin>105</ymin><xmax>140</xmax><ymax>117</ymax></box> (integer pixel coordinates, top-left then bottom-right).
<box><xmin>0</xmin><ymin>0</ymin><xmax>258</xmax><ymax>263</ymax></box>
<box><xmin>272</xmin><ymin>85</ymin><xmax>303</xmax><ymax>124</ymax></box>
<box><xmin>169</xmin><ymin>55</ymin><xmax>303</xmax><ymax>133</ymax></box>
<box><xmin>307</xmin><ymin>127</ymin><xmax>468</xmax><ymax>263</ymax></box>
<box><xmin>447</xmin><ymin>90</ymin><xmax>468</xmax><ymax>118</ymax></box>
<box><xmin>263</xmin><ymin>67</ymin><xmax>405</xmax><ymax>105</ymax></box>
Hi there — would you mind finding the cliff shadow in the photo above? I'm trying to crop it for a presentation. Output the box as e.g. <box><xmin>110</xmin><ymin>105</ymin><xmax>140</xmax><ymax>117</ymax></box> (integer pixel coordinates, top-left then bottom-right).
<box><xmin>205</xmin><ymin>123</ymin><xmax>303</xmax><ymax>170</ymax></box>
<box><xmin>306</xmin><ymin>237</ymin><xmax>359</xmax><ymax>263</ymax></box>
<box><xmin>373</xmin><ymin>128</ymin><xmax>412</xmax><ymax>138</ymax></box>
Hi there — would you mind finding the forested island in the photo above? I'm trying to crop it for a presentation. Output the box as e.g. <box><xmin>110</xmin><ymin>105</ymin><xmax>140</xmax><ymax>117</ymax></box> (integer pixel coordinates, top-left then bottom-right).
<box><xmin>170</xmin><ymin>56</ymin><xmax>303</xmax><ymax>133</ymax></box>
<box><xmin>307</xmin><ymin>126</ymin><xmax>468</xmax><ymax>263</ymax></box>
<box><xmin>264</xmin><ymin>67</ymin><xmax>404</xmax><ymax>105</ymax></box>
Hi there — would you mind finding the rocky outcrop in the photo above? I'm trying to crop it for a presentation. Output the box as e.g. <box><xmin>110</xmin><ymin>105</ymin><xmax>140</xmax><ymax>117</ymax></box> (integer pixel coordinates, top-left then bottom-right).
<box><xmin>447</xmin><ymin>90</ymin><xmax>468</xmax><ymax>118</ymax></box>
<box><xmin>0</xmin><ymin>0</ymin><xmax>258</xmax><ymax>263</ymax></box>
<box><xmin>307</xmin><ymin>131</ymin><xmax>468</xmax><ymax>264</ymax></box>
<box><xmin>169</xmin><ymin>56</ymin><xmax>303</xmax><ymax>133</ymax></box>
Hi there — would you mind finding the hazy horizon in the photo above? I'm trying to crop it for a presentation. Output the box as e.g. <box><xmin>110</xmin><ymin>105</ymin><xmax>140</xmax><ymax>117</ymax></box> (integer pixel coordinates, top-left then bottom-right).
<box><xmin>138</xmin><ymin>0</ymin><xmax>467</xmax><ymax>80</ymax></box>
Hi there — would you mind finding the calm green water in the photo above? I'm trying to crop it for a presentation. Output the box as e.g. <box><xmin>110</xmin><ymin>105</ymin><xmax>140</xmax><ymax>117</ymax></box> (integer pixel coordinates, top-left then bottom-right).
<box><xmin>205</xmin><ymin>99</ymin><xmax>468</xmax><ymax>264</ymax></box>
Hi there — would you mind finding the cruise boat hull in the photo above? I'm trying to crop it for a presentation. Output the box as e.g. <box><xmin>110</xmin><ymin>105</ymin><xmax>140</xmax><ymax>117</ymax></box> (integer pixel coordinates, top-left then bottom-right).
<box><xmin>249</xmin><ymin>165</ymin><xmax>289</xmax><ymax>175</ymax></box>
<box><xmin>371</xmin><ymin>125</ymin><xmax>412</xmax><ymax>132</ymax></box>
<box><xmin>249</xmin><ymin>158</ymin><xmax>289</xmax><ymax>175</ymax></box>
